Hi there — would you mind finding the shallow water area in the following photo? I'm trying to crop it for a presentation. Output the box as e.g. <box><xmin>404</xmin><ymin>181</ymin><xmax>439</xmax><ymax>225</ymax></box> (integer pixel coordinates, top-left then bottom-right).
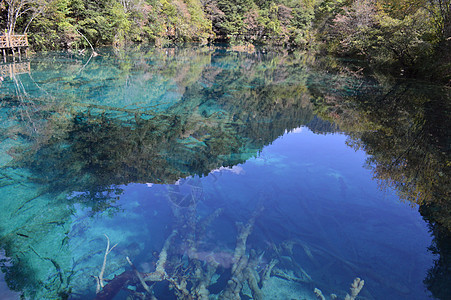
<box><xmin>0</xmin><ymin>46</ymin><xmax>449</xmax><ymax>299</ymax></box>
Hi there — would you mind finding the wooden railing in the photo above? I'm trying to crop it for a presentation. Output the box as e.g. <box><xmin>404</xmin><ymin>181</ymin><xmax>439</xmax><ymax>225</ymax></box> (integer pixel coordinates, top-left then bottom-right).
<box><xmin>0</xmin><ymin>33</ymin><xmax>29</xmax><ymax>49</ymax></box>
<box><xmin>0</xmin><ymin>35</ymin><xmax>8</xmax><ymax>48</ymax></box>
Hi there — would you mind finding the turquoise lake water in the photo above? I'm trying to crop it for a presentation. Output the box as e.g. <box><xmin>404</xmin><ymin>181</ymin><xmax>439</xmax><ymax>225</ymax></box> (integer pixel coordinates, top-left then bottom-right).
<box><xmin>0</xmin><ymin>46</ymin><xmax>449</xmax><ymax>299</ymax></box>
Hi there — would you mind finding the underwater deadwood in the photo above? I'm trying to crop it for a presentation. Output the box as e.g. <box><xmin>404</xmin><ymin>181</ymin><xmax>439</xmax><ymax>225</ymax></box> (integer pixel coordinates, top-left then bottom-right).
<box><xmin>345</xmin><ymin>277</ymin><xmax>364</xmax><ymax>300</ymax></box>
<box><xmin>143</xmin><ymin>229</ymin><xmax>178</xmax><ymax>282</ymax></box>
<box><xmin>126</xmin><ymin>256</ymin><xmax>152</xmax><ymax>294</ymax></box>
<box><xmin>314</xmin><ymin>277</ymin><xmax>365</xmax><ymax>300</ymax></box>
<box><xmin>96</xmin><ymin>234</ymin><xmax>118</xmax><ymax>293</ymax></box>
<box><xmin>94</xmin><ymin>270</ymin><xmax>135</xmax><ymax>300</ymax></box>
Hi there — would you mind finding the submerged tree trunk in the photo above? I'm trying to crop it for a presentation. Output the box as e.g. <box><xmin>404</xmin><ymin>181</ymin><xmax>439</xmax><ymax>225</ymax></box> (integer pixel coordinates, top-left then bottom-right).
<box><xmin>95</xmin><ymin>270</ymin><xmax>135</xmax><ymax>300</ymax></box>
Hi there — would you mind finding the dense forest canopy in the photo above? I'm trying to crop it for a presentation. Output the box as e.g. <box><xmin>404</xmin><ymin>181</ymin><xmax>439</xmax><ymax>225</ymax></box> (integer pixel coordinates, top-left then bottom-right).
<box><xmin>0</xmin><ymin>0</ymin><xmax>450</xmax><ymax>81</ymax></box>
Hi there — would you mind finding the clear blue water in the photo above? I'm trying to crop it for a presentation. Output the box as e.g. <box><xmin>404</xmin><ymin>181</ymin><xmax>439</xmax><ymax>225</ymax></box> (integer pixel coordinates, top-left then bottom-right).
<box><xmin>0</xmin><ymin>47</ymin><xmax>448</xmax><ymax>299</ymax></box>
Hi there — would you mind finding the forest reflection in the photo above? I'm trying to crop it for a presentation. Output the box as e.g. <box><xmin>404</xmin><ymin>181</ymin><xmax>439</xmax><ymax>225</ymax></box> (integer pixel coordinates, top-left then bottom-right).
<box><xmin>308</xmin><ymin>63</ymin><xmax>451</xmax><ymax>299</ymax></box>
<box><xmin>0</xmin><ymin>47</ymin><xmax>449</xmax><ymax>298</ymax></box>
<box><xmin>1</xmin><ymin>47</ymin><xmax>331</xmax><ymax>207</ymax></box>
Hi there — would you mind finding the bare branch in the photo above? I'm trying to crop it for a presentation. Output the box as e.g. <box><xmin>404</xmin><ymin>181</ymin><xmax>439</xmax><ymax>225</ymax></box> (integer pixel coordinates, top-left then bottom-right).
<box><xmin>96</xmin><ymin>234</ymin><xmax>118</xmax><ymax>294</ymax></box>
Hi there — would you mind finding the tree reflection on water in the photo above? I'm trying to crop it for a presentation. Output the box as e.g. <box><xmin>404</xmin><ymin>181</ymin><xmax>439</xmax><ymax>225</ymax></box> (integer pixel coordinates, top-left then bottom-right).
<box><xmin>309</xmin><ymin>64</ymin><xmax>450</xmax><ymax>299</ymax></box>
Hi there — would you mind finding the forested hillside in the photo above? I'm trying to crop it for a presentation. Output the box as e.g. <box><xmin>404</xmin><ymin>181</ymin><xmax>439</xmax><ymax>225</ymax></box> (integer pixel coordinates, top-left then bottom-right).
<box><xmin>1</xmin><ymin>0</ymin><xmax>450</xmax><ymax>81</ymax></box>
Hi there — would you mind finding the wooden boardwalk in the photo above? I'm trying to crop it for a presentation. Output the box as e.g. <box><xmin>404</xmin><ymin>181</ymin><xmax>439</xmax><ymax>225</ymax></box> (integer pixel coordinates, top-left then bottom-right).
<box><xmin>0</xmin><ymin>33</ymin><xmax>29</xmax><ymax>61</ymax></box>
